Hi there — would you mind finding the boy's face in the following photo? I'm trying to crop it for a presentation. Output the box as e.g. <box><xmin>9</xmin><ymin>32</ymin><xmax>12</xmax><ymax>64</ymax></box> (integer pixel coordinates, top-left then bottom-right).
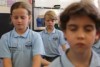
<box><xmin>11</xmin><ymin>8</ymin><xmax>31</xmax><ymax>31</ymax></box>
<box><xmin>64</xmin><ymin>16</ymin><xmax>97</xmax><ymax>54</ymax></box>
<box><xmin>45</xmin><ymin>18</ymin><xmax>55</xmax><ymax>29</ymax></box>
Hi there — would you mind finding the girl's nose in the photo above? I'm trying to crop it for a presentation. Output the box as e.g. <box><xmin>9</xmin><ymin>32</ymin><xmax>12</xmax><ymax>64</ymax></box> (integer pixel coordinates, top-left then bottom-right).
<box><xmin>17</xmin><ymin>17</ymin><xmax>22</xmax><ymax>22</ymax></box>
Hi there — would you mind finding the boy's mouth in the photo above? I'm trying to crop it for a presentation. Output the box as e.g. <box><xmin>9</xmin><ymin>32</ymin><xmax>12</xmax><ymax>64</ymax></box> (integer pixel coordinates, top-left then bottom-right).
<box><xmin>76</xmin><ymin>43</ymin><xmax>85</xmax><ymax>48</ymax></box>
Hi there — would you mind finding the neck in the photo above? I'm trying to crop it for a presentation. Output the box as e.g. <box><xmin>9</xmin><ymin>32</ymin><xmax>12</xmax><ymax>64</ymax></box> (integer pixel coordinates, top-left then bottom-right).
<box><xmin>67</xmin><ymin>49</ymin><xmax>92</xmax><ymax>67</ymax></box>
<box><xmin>46</xmin><ymin>27</ymin><xmax>54</xmax><ymax>33</ymax></box>
<box><xmin>15</xmin><ymin>28</ymin><xmax>27</xmax><ymax>35</ymax></box>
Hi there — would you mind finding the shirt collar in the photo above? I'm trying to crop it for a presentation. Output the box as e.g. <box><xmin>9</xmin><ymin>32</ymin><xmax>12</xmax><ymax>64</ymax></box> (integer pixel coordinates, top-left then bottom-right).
<box><xmin>61</xmin><ymin>49</ymin><xmax>100</xmax><ymax>67</ymax></box>
<box><xmin>93</xmin><ymin>40</ymin><xmax>100</xmax><ymax>48</ymax></box>
<box><xmin>12</xmin><ymin>28</ymin><xmax>30</xmax><ymax>38</ymax></box>
<box><xmin>61</xmin><ymin>49</ymin><xmax>74</xmax><ymax>67</ymax></box>
<box><xmin>44</xmin><ymin>28</ymin><xmax>56</xmax><ymax>34</ymax></box>
<box><xmin>90</xmin><ymin>49</ymin><xmax>100</xmax><ymax>67</ymax></box>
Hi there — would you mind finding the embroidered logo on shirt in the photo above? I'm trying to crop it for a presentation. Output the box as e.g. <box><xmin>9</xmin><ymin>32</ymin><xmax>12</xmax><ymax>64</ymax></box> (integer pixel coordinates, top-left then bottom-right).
<box><xmin>9</xmin><ymin>47</ymin><xmax>18</xmax><ymax>53</ymax></box>
<box><xmin>25</xmin><ymin>41</ymin><xmax>32</xmax><ymax>49</ymax></box>
<box><xmin>53</xmin><ymin>37</ymin><xmax>58</xmax><ymax>41</ymax></box>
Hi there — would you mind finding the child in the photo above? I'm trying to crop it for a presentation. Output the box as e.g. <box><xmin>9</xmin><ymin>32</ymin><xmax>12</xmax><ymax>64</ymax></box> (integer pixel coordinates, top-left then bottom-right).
<box><xmin>40</xmin><ymin>10</ymin><xmax>67</xmax><ymax>62</ymax></box>
<box><xmin>49</xmin><ymin>2</ymin><xmax>100</xmax><ymax>67</ymax></box>
<box><xmin>0</xmin><ymin>2</ymin><xmax>45</xmax><ymax>67</ymax></box>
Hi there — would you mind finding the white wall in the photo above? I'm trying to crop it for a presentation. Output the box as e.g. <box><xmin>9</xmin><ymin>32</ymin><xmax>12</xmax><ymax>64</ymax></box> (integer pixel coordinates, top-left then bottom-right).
<box><xmin>0</xmin><ymin>0</ymin><xmax>99</xmax><ymax>13</ymax></box>
<box><xmin>35</xmin><ymin>0</ymin><xmax>81</xmax><ymax>8</ymax></box>
<box><xmin>60</xmin><ymin>0</ymin><xmax>81</xmax><ymax>8</ymax></box>
<box><xmin>35</xmin><ymin>0</ymin><xmax>60</xmax><ymax>7</ymax></box>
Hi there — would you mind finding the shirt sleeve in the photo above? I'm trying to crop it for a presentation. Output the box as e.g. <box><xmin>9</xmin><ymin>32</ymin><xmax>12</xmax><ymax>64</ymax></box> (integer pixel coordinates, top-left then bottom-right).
<box><xmin>32</xmin><ymin>32</ymin><xmax>45</xmax><ymax>56</ymax></box>
<box><xmin>0</xmin><ymin>34</ymin><xmax>11</xmax><ymax>58</ymax></box>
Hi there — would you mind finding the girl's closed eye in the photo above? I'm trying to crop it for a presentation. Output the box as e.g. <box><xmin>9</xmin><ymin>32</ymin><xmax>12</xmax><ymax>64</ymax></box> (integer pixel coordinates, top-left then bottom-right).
<box><xmin>20</xmin><ymin>16</ymin><xmax>27</xmax><ymax>19</ymax></box>
<box><xmin>13</xmin><ymin>16</ymin><xmax>27</xmax><ymax>20</ymax></box>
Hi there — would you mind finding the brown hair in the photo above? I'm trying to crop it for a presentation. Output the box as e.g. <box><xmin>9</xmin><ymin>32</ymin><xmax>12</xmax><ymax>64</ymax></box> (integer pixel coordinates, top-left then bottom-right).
<box><xmin>10</xmin><ymin>1</ymin><xmax>32</xmax><ymax>15</ymax></box>
<box><xmin>44</xmin><ymin>10</ymin><xmax>57</xmax><ymax>20</ymax></box>
<box><xmin>60</xmin><ymin>2</ymin><xmax>100</xmax><ymax>31</ymax></box>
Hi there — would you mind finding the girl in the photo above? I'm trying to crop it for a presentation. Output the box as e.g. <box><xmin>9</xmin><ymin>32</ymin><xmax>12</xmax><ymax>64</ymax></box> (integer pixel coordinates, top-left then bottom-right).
<box><xmin>0</xmin><ymin>2</ymin><xmax>45</xmax><ymax>67</ymax></box>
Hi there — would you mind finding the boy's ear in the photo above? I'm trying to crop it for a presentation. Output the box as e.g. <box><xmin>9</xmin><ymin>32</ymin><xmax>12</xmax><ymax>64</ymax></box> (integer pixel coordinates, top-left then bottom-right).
<box><xmin>63</xmin><ymin>30</ymin><xmax>67</xmax><ymax>40</ymax></box>
<box><xmin>95</xmin><ymin>31</ymin><xmax>100</xmax><ymax>42</ymax></box>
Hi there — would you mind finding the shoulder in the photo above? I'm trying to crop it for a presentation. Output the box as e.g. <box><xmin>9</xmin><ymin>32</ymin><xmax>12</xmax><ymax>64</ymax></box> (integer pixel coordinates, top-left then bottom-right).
<box><xmin>0</xmin><ymin>31</ymin><xmax>12</xmax><ymax>40</ymax></box>
<box><xmin>91</xmin><ymin>50</ymin><xmax>100</xmax><ymax>66</ymax></box>
<box><xmin>55</xmin><ymin>29</ymin><xmax>62</xmax><ymax>33</ymax></box>
<box><xmin>29</xmin><ymin>30</ymin><xmax>41</xmax><ymax>37</ymax></box>
<box><xmin>55</xmin><ymin>29</ymin><xmax>64</xmax><ymax>35</ymax></box>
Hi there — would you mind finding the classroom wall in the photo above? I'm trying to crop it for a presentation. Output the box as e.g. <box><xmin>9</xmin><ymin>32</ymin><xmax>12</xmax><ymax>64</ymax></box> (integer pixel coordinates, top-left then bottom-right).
<box><xmin>0</xmin><ymin>0</ymin><xmax>81</xmax><ymax>13</ymax></box>
<box><xmin>0</xmin><ymin>0</ymin><xmax>30</xmax><ymax>13</ymax></box>
<box><xmin>35</xmin><ymin>0</ymin><xmax>80</xmax><ymax>8</ymax></box>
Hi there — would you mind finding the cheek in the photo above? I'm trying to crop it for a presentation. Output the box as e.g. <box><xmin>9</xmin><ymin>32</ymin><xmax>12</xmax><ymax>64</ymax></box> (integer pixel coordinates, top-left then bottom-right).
<box><xmin>64</xmin><ymin>32</ymin><xmax>74</xmax><ymax>43</ymax></box>
<box><xmin>87</xmin><ymin>34</ymin><xmax>96</xmax><ymax>45</ymax></box>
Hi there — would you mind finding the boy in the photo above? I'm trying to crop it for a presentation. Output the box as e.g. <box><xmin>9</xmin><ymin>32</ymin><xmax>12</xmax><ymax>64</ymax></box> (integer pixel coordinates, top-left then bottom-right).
<box><xmin>49</xmin><ymin>2</ymin><xmax>100</xmax><ymax>67</ymax></box>
<box><xmin>40</xmin><ymin>10</ymin><xmax>67</xmax><ymax>62</ymax></box>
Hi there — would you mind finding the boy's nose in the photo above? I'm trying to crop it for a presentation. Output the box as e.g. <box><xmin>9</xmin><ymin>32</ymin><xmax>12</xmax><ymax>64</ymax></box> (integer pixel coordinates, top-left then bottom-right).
<box><xmin>77</xmin><ymin>30</ymin><xmax>85</xmax><ymax>40</ymax></box>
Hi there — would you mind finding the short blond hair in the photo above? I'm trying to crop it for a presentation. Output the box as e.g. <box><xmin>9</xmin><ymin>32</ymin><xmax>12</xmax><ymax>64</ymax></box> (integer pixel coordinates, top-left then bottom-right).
<box><xmin>44</xmin><ymin>10</ymin><xmax>57</xmax><ymax>20</ymax></box>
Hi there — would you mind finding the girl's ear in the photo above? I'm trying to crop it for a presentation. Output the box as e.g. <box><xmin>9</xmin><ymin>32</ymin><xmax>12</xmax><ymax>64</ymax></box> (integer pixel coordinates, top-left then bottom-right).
<box><xmin>28</xmin><ymin>15</ymin><xmax>32</xmax><ymax>23</ymax></box>
<box><xmin>10</xmin><ymin>15</ymin><xmax>13</xmax><ymax>24</ymax></box>
<box><xmin>29</xmin><ymin>15</ymin><xmax>32</xmax><ymax>21</ymax></box>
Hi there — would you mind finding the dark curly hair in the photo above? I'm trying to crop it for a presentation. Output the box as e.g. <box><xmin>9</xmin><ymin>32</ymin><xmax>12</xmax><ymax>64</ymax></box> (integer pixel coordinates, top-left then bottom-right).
<box><xmin>60</xmin><ymin>2</ymin><xmax>100</xmax><ymax>31</ymax></box>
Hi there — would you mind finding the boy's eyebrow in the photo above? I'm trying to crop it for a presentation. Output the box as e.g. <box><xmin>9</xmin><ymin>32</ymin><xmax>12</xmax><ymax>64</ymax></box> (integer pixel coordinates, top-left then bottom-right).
<box><xmin>67</xmin><ymin>24</ymin><xmax>77</xmax><ymax>27</ymax></box>
<box><xmin>67</xmin><ymin>24</ymin><xmax>95</xmax><ymax>27</ymax></box>
<box><xmin>84</xmin><ymin>24</ymin><xmax>95</xmax><ymax>28</ymax></box>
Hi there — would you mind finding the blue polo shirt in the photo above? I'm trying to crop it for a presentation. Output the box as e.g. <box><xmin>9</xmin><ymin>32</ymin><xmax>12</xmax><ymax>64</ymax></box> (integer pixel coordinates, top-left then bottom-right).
<box><xmin>49</xmin><ymin>49</ymin><xmax>100</xmax><ymax>67</ymax></box>
<box><xmin>93</xmin><ymin>40</ymin><xmax>100</xmax><ymax>56</ymax></box>
<box><xmin>0</xmin><ymin>28</ymin><xmax>45</xmax><ymax>67</ymax></box>
<box><xmin>0</xmin><ymin>59</ymin><xmax>3</xmax><ymax>67</ymax></box>
<box><xmin>40</xmin><ymin>28</ymin><xmax>66</xmax><ymax>57</ymax></box>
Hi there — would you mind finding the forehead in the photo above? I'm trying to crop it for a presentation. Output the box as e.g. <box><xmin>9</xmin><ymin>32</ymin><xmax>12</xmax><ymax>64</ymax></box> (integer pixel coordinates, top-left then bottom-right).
<box><xmin>67</xmin><ymin>15</ymin><xmax>95</xmax><ymax>26</ymax></box>
<box><xmin>12</xmin><ymin>8</ymin><xmax>28</xmax><ymax>15</ymax></box>
<box><xmin>45</xmin><ymin>15</ymin><xmax>52</xmax><ymax>20</ymax></box>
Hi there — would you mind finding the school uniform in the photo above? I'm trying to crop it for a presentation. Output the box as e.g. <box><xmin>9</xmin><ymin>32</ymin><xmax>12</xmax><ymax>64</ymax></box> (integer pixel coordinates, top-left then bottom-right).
<box><xmin>0</xmin><ymin>28</ymin><xmax>45</xmax><ymax>67</ymax></box>
<box><xmin>40</xmin><ymin>28</ymin><xmax>67</xmax><ymax>62</ymax></box>
<box><xmin>0</xmin><ymin>59</ymin><xmax>3</xmax><ymax>67</ymax></box>
<box><xmin>93</xmin><ymin>40</ymin><xmax>100</xmax><ymax>56</ymax></box>
<box><xmin>49</xmin><ymin>49</ymin><xmax>100</xmax><ymax>67</ymax></box>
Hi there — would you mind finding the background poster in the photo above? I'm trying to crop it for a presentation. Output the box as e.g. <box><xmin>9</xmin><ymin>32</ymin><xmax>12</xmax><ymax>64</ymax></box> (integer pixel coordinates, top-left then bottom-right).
<box><xmin>7</xmin><ymin>0</ymin><xmax>16</xmax><ymax>7</ymax></box>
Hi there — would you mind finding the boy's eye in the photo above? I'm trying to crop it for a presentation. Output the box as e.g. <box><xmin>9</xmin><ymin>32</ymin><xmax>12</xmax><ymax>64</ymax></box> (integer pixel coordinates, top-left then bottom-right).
<box><xmin>84</xmin><ymin>25</ymin><xmax>94</xmax><ymax>32</ymax></box>
<box><xmin>67</xmin><ymin>25</ymin><xmax>78</xmax><ymax>32</ymax></box>
<box><xmin>70</xmin><ymin>27</ymin><xmax>77</xmax><ymax>31</ymax></box>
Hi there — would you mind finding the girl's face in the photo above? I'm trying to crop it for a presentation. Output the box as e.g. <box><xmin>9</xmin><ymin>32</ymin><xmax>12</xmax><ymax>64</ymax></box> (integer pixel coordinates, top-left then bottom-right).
<box><xmin>64</xmin><ymin>16</ymin><xmax>97</xmax><ymax>54</ymax></box>
<box><xmin>11</xmin><ymin>8</ymin><xmax>31</xmax><ymax>31</ymax></box>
